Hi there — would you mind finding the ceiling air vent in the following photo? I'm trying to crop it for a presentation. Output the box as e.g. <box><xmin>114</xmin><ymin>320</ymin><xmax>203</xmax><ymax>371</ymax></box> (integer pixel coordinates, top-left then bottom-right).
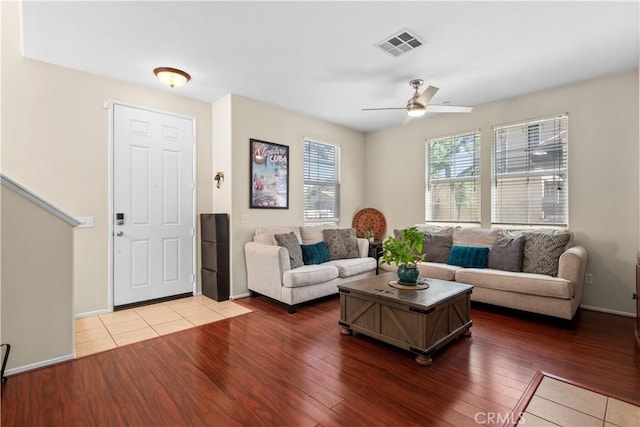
<box><xmin>377</xmin><ymin>29</ymin><xmax>423</xmax><ymax>57</ymax></box>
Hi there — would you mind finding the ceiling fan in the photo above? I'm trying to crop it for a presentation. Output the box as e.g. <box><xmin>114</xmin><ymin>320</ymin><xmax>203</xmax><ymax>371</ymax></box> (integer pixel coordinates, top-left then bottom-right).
<box><xmin>362</xmin><ymin>79</ymin><xmax>473</xmax><ymax>123</ymax></box>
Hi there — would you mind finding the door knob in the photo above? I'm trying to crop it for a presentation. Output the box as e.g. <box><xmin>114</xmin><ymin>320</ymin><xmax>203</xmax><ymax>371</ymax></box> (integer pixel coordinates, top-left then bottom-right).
<box><xmin>116</xmin><ymin>231</ymin><xmax>124</xmax><ymax>237</ymax></box>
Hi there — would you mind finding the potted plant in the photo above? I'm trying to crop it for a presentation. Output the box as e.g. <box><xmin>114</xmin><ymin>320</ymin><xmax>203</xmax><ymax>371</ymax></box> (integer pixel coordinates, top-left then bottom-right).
<box><xmin>365</xmin><ymin>230</ymin><xmax>375</xmax><ymax>243</ymax></box>
<box><xmin>381</xmin><ymin>226</ymin><xmax>426</xmax><ymax>285</ymax></box>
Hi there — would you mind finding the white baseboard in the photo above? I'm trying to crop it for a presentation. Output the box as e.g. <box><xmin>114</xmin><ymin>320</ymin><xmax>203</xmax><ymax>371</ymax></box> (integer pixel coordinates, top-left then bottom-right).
<box><xmin>231</xmin><ymin>293</ymin><xmax>250</xmax><ymax>300</ymax></box>
<box><xmin>75</xmin><ymin>308</ymin><xmax>112</xmax><ymax>319</ymax></box>
<box><xmin>4</xmin><ymin>353</ymin><xmax>76</xmax><ymax>377</ymax></box>
<box><xmin>580</xmin><ymin>304</ymin><xmax>636</xmax><ymax>318</ymax></box>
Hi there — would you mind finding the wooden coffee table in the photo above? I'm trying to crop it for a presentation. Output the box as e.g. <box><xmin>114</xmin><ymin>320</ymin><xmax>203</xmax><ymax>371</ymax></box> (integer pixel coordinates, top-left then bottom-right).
<box><xmin>338</xmin><ymin>272</ymin><xmax>473</xmax><ymax>366</ymax></box>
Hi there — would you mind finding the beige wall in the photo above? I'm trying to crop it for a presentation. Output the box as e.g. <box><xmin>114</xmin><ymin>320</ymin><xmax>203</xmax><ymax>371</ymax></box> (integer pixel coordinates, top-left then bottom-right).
<box><xmin>366</xmin><ymin>69</ymin><xmax>640</xmax><ymax>315</ymax></box>
<box><xmin>1</xmin><ymin>186</ymin><xmax>74</xmax><ymax>371</ymax></box>
<box><xmin>1</xmin><ymin>1</ymin><xmax>213</xmax><ymax>315</ymax></box>
<box><xmin>224</xmin><ymin>95</ymin><xmax>367</xmax><ymax>297</ymax></box>
<box><xmin>211</xmin><ymin>95</ymin><xmax>233</xmax><ymax>215</ymax></box>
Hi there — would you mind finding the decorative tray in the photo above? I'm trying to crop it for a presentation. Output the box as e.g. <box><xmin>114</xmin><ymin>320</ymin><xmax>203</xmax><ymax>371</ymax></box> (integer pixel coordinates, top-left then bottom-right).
<box><xmin>388</xmin><ymin>280</ymin><xmax>430</xmax><ymax>290</ymax></box>
<box><xmin>352</xmin><ymin>207</ymin><xmax>386</xmax><ymax>240</ymax></box>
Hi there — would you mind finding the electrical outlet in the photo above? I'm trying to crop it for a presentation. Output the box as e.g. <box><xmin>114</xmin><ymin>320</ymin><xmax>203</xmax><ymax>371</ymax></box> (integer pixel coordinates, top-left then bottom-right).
<box><xmin>585</xmin><ymin>273</ymin><xmax>593</xmax><ymax>285</ymax></box>
<box><xmin>240</xmin><ymin>214</ymin><xmax>249</xmax><ymax>224</ymax></box>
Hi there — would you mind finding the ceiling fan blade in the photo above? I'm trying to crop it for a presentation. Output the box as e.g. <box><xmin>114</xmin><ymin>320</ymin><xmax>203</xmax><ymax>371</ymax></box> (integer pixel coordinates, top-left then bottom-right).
<box><xmin>425</xmin><ymin>105</ymin><xmax>474</xmax><ymax>113</ymax></box>
<box><xmin>401</xmin><ymin>115</ymin><xmax>413</xmax><ymax>126</ymax></box>
<box><xmin>361</xmin><ymin>107</ymin><xmax>407</xmax><ymax>111</ymax></box>
<box><xmin>417</xmin><ymin>85</ymin><xmax>439</xmax><ymax>106</ymax></box>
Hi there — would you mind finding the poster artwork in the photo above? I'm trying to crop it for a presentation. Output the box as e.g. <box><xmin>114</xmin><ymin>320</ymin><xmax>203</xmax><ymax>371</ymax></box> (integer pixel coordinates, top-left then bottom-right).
<box><xmin>250</xmin><ymin>139</ymin><xmax>289</xmax><ymax>209</ymax></box>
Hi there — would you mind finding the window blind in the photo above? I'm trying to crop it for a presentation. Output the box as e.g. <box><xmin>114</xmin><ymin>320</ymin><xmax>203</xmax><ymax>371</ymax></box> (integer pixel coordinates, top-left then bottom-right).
<box><xmin>491</xmin><ymin>114</ymin><xmax>568</xmax><ymax>226</ymax></box>
<box><xmin>425</xmin><ymin>130</ymin><xmax>481</xmax><ymax>223</ymax></box>
<box><xmin>304</xmin><ymin>139</ymin><xmax>340</xmax><ymax>222</ymax></box>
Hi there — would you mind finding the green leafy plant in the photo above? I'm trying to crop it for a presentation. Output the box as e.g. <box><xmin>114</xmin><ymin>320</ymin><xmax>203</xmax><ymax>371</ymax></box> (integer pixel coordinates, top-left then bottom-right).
<box><xmin>365</xmin><ymin>230</ymin><xmax>375</xmax><ymax>239</ymax></box>
<box><xmin>381</xmin><ymin>226</ymin><xmax>426</xmax><ymax>268</ymax></box>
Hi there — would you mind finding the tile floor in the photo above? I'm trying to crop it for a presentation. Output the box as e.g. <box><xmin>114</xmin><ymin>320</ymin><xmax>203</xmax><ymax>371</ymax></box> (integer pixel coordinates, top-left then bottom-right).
<box><xmin>519</xmin><ymin>377</ymin><xmax>640</xmax><ymax>426</ymax></box>
<box><xmin>75</xmin><ymin>295</ymin><xmax>251</xmax><ymax>358</ymax></box>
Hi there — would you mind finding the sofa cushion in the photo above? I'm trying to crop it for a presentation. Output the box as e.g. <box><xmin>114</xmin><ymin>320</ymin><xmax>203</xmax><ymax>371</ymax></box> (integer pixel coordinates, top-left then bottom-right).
<box><xmin>455</xmin><ymin>268</ymin><xmax>574</xmax><ymax>299</ymax></box>
<box><xmin>419</xmin><ymin>262</ymin><xmax>462</xmax><ymax>281</ymax></box>
<box><xmin>301</xmin><ymin>241</ymin><xmax>331</xmax><ymax>265</ymax></box>
<box><xmin>283</xmin><ymin>264</ymin><xmax>339</xmax><ymax>288</ymax></box>
<box><xmin>422</xmin><ymin>233</ymin><xmax>453</xmax><ymax>263</ymax></box>
<box><xmin>488</xmin><ymin>236</ymin><xmax>526</xmax><ymax>272</ymax></box>
<box><xmin>323</xmin><ymin>228</ymin><xmax>360</xmax><ymax>260</ymax></box>
<box><xmin>274</xmin><ymin>232</ymin><xmax>304</xmax><ymax>269</ymax></box>
<box><xmin>414</xmin><ymin>224</ymin><xmax>455</xmax><ymax>235</ymax></box>
<box><xmin>447</xmin><ymin>245</ymin><xmax>489</xmax><ymax>268</ymax></box>
<box><xmin>453</xmin><ymin>227</ymin><xmax>504</xmax><ymax>248</ymax></box>
<box><xmin>255</xmin><ymin>226</ymin><xmax>302</xmax><ymax>245</ymax></box>
<box><xmin>327</xmin><ymin>257</ymin><xmax>376</xmax><ymax>278</ymax></box>
<box><xmin>522</xmin><ymin>232</ymin><xmax>572</xmax><ymax>277</ymax></box>
<box><xmin>300</xmin><ymin>225</ymin><xmax>337</xmax><ymax>245</ymax></box>
<box><xmin>380</xmin><ymin>260</ymin><xmax>462</xmax><ymax>281</ymax></box>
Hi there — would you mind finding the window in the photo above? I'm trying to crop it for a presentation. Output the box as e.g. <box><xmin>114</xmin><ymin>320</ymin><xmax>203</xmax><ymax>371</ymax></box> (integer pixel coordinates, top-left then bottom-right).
<box><xmin>303</xmin><ymin>139</ymin><xmax>340</xmax><ymax>222</ymax></box>
<box><xmin>491</xmin><ymin>114</ymin><xmax>568</xmax><ymax>226</ymax></box>
<box><xmin>425</xmin><ymin>130</ymin><xmax>481</xmax><ymax>223</ymax></box>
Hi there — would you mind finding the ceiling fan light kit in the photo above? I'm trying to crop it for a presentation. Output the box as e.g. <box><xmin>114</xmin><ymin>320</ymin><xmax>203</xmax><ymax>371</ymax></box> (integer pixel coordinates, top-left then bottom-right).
<box><xmin>153</xmin><ymin>67</ymin><xmax>191</xmax><ymax>88</ymax></box>
<box><xmin>362</xmin><ymin>78</ymin><xmax>473</xmax><ymax>124</ymax></box>
<box><xmin>407</xmin><ymin>105</ymin><xmax>426</xmax><ymax>117</ymax></box>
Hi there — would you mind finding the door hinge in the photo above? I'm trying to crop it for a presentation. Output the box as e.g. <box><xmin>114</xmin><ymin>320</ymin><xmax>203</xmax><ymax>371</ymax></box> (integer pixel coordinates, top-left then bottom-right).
<box><xmin>191</xmin><ymin>228</ymin><xmax>195</xmax><ymax>237</ymax></box>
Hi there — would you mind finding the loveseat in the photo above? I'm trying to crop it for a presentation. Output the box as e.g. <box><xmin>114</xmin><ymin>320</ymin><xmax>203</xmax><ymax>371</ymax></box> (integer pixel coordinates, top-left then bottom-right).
<box><xmin>244</xmin><ymin>226</ymin><xmax>377</xmax><ymax>313</ymax></box>
<box><xmin>380</xmin><ymin>225</ymin><xmax>588</xmax><ymax>320</ymax></box>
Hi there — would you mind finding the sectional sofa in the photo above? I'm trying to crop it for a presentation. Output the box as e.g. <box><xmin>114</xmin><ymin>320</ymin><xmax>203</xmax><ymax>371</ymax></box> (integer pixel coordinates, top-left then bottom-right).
<box><xmin>380</xmin><ymin>225</ymin><xmax>588</xmax><ymax>320</ymax></box>
<box><xmin>244</xmin><ymin>225</ymin><xmax>377</xmax><ymax>313</ymax></box>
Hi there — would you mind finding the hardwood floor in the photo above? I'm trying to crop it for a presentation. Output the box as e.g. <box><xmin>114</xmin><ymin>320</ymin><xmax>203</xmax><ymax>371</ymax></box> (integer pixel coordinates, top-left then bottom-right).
<box><xmin>2</xmin><ymin>295</ymin><xmax>639</xmax><ymax>426</ymax></box>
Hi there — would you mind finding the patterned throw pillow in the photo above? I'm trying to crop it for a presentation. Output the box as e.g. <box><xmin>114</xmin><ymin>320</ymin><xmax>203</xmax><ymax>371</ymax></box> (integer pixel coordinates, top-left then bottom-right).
<box><xmin>422</xmin><ymin>233</ymin><xmax>453</xmax><ymax>263</ymax></box>
<box><xmin>274</xmin><ymin>232</ymin><xmax>304</xmax><ymax>269</ymax></box>
<box><xmin>488</xmin><ymin>236</ymin><xmax>526</xmax><ymax>272</ymax></box>
<box><xmin>522</xmin><ymin>232</ymin><xmax>571</xmax><ymax>277</ymax></box>
<box><xmin>322</xmin><ymin>228</ymin><xmax>360</xmax><ymax>260</ymax></box>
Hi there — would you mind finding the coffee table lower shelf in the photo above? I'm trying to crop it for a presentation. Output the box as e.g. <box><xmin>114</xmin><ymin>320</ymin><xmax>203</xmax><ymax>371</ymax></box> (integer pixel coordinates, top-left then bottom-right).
<box><xmin>338</xmin><ymin>277</ymin><xmax>472</xmax><ymax>366</ymax></box>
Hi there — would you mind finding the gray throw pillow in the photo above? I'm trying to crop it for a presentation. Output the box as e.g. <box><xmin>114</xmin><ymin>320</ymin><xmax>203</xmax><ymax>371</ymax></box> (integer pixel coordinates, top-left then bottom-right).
<box><xmin>422</xmin><ymin>233</ymin><xmax>452</xmax><ymax>263</ymax></box>
<box><xmin>274</xmin><ymin>231</ymin><xmax>304</xmax><ymax>269</ymax></box>
<box><xmin>522</xmin><ymin>232</ymin><xmax>571</xmax><ymax>277</ymax></box>
<box><xmin>488</xmin><ymin>236</ymin><xmax>526</xmax><ymax>272</ymax></box>
<box><xmin>323</xmin><ymin>228</ymin><xmax>360</xmax><ymax>260</ymax></box>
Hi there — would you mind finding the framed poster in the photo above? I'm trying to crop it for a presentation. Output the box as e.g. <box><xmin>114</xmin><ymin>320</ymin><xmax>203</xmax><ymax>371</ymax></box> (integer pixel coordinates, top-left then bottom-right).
<box><xmin>250</xmin><ymin>138</ymin><xmax>289</xmax><ymax>209</ymax></box>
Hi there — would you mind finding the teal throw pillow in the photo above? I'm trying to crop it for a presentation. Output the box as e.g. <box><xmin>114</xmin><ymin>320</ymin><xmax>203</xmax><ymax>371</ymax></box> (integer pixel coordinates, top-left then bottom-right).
<box><xmin>301</xmin><ymin>241</ymin><xmax>331</xmax><ymax>265</ymax></box>
<box><xmin>447</xmin><ymin>245</ymin><xmax>489</xmax><ymax>268</ymax></box>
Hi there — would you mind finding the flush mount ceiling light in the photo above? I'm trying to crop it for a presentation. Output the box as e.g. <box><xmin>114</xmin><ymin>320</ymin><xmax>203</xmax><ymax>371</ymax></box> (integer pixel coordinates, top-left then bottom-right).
<box><xmin>153</xmin><ymin>67</ymin><xmax>191</xmax><ymax>88</ymax></box>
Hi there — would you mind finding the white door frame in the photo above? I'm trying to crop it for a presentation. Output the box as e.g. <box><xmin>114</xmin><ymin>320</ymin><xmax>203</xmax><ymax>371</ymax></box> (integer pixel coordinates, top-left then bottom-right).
<box><xmin>107</xmin><ymin>100</ymin><xmax>197</xmax><ymax>310</ymax></box>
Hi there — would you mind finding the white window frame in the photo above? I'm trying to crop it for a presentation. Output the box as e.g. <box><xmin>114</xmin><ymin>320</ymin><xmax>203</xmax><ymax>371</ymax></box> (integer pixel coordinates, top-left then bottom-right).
<box><xmin>491</xmin><ymin>114</ymin><xmax>569</xmax><ymax>227</ymax></box>
<box><xmin>303</xmin><ymin>138</ymin><xmax>340</xmax><ymax>223</ymax></box>
<box><xmin>425</xmin><ymin>130</ymin><xmax>481</xmax><ymax>224</ymax></box>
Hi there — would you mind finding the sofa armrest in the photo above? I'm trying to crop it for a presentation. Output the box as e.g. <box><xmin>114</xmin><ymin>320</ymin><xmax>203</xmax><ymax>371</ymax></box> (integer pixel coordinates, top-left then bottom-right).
<box><xmin>244</xmin><ymin>241</ymin><xmax>291</xmax><ymax>301</ymax></box>
<box><xmin>557</xmin><ymin>245</ymin><xmax>588</xmax><ymax>302</ymax></box>
<box><xmin>357</xmin><ymin>238</ymin><xmax>370</xmax><ymax>258</ymax></box>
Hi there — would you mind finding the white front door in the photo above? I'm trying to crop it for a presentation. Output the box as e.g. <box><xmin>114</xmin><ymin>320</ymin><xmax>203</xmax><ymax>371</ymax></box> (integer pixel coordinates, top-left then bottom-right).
<box><xmin>113</xmin><ymin>104</ymin><xmax>195</xmax><ymax>306</ymax></box>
